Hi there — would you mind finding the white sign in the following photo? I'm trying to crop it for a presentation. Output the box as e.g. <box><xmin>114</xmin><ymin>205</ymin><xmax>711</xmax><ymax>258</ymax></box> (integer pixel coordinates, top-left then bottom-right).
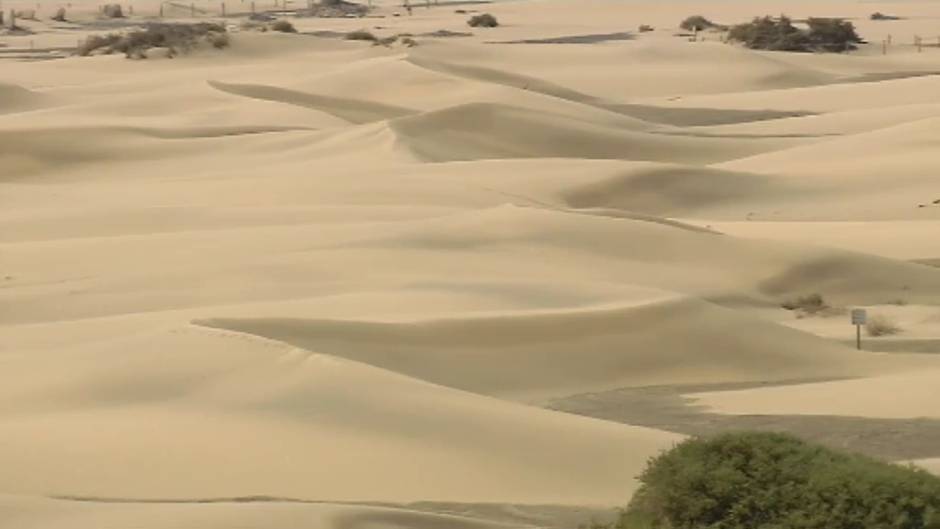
<box><xmin>851</xmin><ymin>309</ymin><xmax>867</xmax><ymax>325</ymax></box>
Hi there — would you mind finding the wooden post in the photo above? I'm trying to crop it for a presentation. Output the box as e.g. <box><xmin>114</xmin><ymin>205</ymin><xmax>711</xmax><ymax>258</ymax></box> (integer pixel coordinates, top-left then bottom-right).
<box><xmin>916</xmin><ymin>35</ymin><xmax>922</xmax><ymax>52</ymax></box>
<box><xmin>190</xmin><ymin>1</ymin><xmax>194</xmax><ymax>16</ymax></box>
<box><xmin>882</xmin><ymin>39</ymin><xmax>887</xmax><ymax>55</ymax></box>
<box><xmin>251</xmin><ymin>0</ymin><xmax>255</xmax><ymax>13</ymax></box>
<box><xmin>128</xmin><ymin>4</ymin><xmax>133</xmax><ymax>15</ymax></box>
<box><xmin>220</xmin><ymin>1</ymin><xmax>224</xmax><ymax>15</ymax></box>
<box><xmin>159</xmin><ymin>2</ymin><xmax>163</xmax><ymax>16</ymax></box>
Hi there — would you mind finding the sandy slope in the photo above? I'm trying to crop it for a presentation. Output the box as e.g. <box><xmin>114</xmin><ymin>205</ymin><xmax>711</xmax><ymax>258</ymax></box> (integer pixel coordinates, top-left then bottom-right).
<box><xmin>4</xmin><ymin>0</ymin><xmax>940</xmax><ymax>526</ymax></box>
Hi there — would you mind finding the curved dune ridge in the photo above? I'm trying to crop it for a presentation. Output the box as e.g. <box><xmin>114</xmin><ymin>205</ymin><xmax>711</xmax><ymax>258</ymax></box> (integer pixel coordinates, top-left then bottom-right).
<box><xmin>198</xmin><ymin>296</ymin><xmax>932</xmax><ymax>403</ymax></box>
<box><xmin>0</xmin><ymin>325</ymin><xmax>679</xmax><ymax>503</ymax></box>
<box><xmin>5</xmin><ymin>0</ymin><xmax>940</xmax><ymax>525</ymax></box>
<box><xmin>208</xmin><ymin>80</ymin><xmax>417</xmax><ymax>124</ymax></box>
<box><xmin>388</xmin><ymin>103</ymin><xmax>796</xmax><ymax>163</ymax></box>
<box><xmin>0</xmin><ymin>83</ymin><xmax>50</xmax><ymax>115</ymax></box>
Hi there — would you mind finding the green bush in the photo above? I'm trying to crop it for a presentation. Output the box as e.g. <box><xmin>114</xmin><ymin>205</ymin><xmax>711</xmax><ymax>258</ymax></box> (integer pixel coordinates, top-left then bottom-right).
<box><xmin>269</xmin><ymin>19</ymin><xmax>297</xmax><ymax>33</ymax></box>
<box><xmin>345</xmin><ymin>29</ymin><xmax>377</xmax><ymax>41</ymax></box>
<box><xmin>680</xmin><ymin>15</ymin><xmax>718</xmax><ymax>32</ymax></box>
<box><xmin>468</xmin><ymin>13</ymin><xmax>498</xmax><ymax>28</ymax></box>
<box><xmin>77</xmin><ymin>23</ymin><xmax>229</xmax><ymax>58</ymax></box>
<box><xmin>728</xmin><ymin>15</ymin><xmax>810</xmax><ymax>51</ymax></box>
<box><xmin>616</xmin><ymin>432</ymin><xmax>940</xmax><ymax>529</ymax></box>
<box><xmin>806</xmin><ymin>17</ymin><xmax>863</xmax><ymax>52</ymax></box>
<box><xmin>728</xmin><ymin>15</ymin><xmax>862</xmax><ymax>52</ymax></box>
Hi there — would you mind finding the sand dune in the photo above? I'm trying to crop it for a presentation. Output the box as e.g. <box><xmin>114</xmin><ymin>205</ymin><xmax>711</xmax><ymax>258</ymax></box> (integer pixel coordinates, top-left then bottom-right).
<box><xmin>688</xmin><ymin>369</ymin><xmax>940</xmax><ymax>420</ymax></box>
<box><xmin>200</xmin><ymin>296</ymin><xmax>934</xmax><ymax>403</ymax></box>
<box><xmin>390</xmin><ymin>103</ymin><xmax>797</xmax><ymax>163</ymax></box>
<box><xmin>209</xmin><ymin>80</ymin><xmax>416</xmax><ymax>124</ymax></box>
<box><xmin>0</xmin><ymin>325</ymin><xmax>679</xmax><ymax>503</ymax></box>
<box><xmin>4</xmin><ymin>0</ymin><xmax>940</xmax><ymax>525</ymax></box>
<box><xmin>0</xmin><ymin>83</ymin><xmax>50</xmax><ymax>115</ymax></box>
<box><xmin>0</xmin><ymin>495</ymin><xmax>534</xmax><ymax>529</ymax></box>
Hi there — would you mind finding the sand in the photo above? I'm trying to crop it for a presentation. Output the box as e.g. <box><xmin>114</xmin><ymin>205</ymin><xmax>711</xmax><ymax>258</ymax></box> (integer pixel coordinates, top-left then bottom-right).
<box><xmin>3</xmin><ymin>0</ymin><xmax>940</xmax><ymax>526</ymax></box>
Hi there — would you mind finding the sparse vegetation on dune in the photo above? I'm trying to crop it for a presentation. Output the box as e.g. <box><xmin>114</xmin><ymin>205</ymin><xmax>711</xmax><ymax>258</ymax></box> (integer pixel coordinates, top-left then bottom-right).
<box><xmin>345</xmin><ymin>29</ymin><xmax>378</xmax><ymax>41</ymax></box>
<box><xmin>866</xmin><ymin>314</ymin><xmax>902</xmax><ymax>336</ymax></box>
<box><xmin>300</xmin><ymin>0</ymin><xmax>369</xmax><ymax>18</ymax></box>
<box><xmin>77</xmin><ymin>22</ymin><xmax>229</xmax><ymax>58</ymax></box>
<box><xmin>680</xmin><ymin>15</ymin><xmax>722</xmax><ymax>32</ymax></box>
<box><xmin>781</xmin><ymin>293</ymin><xmax>828</xmax><ymax>315</ymax></box>
<box><xmin>269</xmin><ymin>19</ymin><xmax>297</xmax><ymax>33</ymax></box>
<box><xmin>728</xmin><ymin>15</ymin><xmax>863</xmax><ymax>52</ymax></box>
<box><xmin>50</xmin><ymin>7</ymin><xmax>67</xmax><ymax>22</ymax></box>
<box><xmin>871</xmin><ymin>12</ymin><xmax>902</xmax><ymax>21</ymax></box>
<box><xmin>467</xmin><ymin>13</ymin><xmax>498</xmax><ymax>28</ymax></box>
<box><xmin>593</xmin><ymin>432</ymin><xmax>940</xmax><ymax>529</ymax></box>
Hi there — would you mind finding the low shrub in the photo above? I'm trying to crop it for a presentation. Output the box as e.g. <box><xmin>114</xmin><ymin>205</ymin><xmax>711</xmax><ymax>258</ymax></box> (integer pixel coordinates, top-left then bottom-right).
<box><xmin>680</xmin><ymin>15</ymin><xmax>719</xmax><ymax>32</ymax></box>
<box><xmin>806</xmin><ymin>17</ymin><xmax>864</xmax><ymax>52</ymax></box>
<box><xmin>345</xmin><ymin>29</ymin><xmax>377</xmax><ymax>41</ymax></box>
<box><xmin>728</xmin><ymin>15</ymin><xmax>862</xmax><ymax>52</ymax></box>
<box><xmin>866</xmin><ymin>314</ymin><xmax>901</xmax><ymax>336</ymax></box>
<box><xmin>269</xmin><ymin>19</ymin><xmax>296</xmax><ymax>32</ymax></box>
<box><xmin>780</xmin><ymin>293</ymin><xmax>828</xmax><ymax>314</ymax></box>
<box><xmin>467</xmin><ymin>13</ymin><xmax>498</xmax><ymax>28</ymax></box>
<box><xmin>611</xmin><ymin>432</ymin><xmax>940</xmax><ymax>529</ymax></box>
<box><xmin>401</xmin><ymin>36</ymin><xmax>417</xmax><ymax>47</ymax></box>
<box><xmin>51</xmin><ymin>7</ymin><xmax>67</xmax><ymax>21</ymax></box>
<box><xmin>77</xmin><ymin>22</ymin><xmax>229</xmax><ymax>58</ymax></box>
<box><xmin>871</xmin><ymin>12</ymin><xmax>901</xmax><ymax>21</ymax></box>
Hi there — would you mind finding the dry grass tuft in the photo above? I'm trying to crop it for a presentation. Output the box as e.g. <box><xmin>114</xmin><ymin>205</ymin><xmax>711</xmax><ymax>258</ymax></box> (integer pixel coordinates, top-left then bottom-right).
<box><xmin>865</xmin><ymin>314</ymin><xmax>901</xmax><ymax>337</ymax></box>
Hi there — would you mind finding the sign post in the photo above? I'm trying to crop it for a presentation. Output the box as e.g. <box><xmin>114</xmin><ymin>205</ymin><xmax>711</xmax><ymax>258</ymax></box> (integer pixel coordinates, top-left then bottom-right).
<box><xmin>851</xmin><ymin>308</ymin><xmax>867</xmax><ymax>350</ymax></box>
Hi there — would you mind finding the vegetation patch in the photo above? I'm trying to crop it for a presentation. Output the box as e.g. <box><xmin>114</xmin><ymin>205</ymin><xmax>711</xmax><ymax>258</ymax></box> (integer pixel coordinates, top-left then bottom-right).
<box><xmin>268</xmin><ymin>19</ymin><xmax>297</xmax><ymax>33</ymax></box>
<box><xmin>866</xmin><ymin>314</ymin><xmax>902</xmax><ymax>336</ymax></box>
<box><xmin>728</xmin><ymin>15</ymin><xmax>863</xmax><ymax>52</ymax></box>
<box><xmin>467</xmin><ymin>13</ymin><xmax>498</xmax><ymax>28</ymax></box>
<box><xmin>344</xmin><ymin>29</ymin><xmax>377</xmax><ymax>42</ymax></box>
<box><xmin>780</xmin><ymin>293</ymin><xmax>829</xmax><ymax>315</ymax></box>
<box><xmin>871</xmin><ymin>12</ymin><xmax>902</xmax><ymax>21</ymax></box>
<box><xmin>299</xmin><ymin>0</ymin><xmax>369</xmax><ymax>18</ymax></box>
<box><xmin>77</xmin><ymin>22</ymin><xmax>229</xmax><ymax>58</ymax></box>
<box><xmin>680</xmin><ymin>15</ymin><xmax>722</xmax><ymax>32</ymax></box>
<box><xmin>600</xmin><ymin>431</ymin><xmax>940</xmax><ymax>529</ymax></box>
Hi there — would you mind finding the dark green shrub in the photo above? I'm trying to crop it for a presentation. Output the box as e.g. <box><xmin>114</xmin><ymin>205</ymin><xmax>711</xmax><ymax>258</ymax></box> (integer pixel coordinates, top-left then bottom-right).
<box><xmin>77</xmin><ymin>23</ymin><xmax>228</xmax><ymax>58</ymax></box>
<box><xmin>269</xmin><ymin>19</ymin><xmax>297</xmax><ymax>33</ymax></box>
<box><xmin>728</xmin><ymin>15</ymin><xmax>862</xmax><ymax>52</ymax></box>
<box><xmin>468</xmin><ymin>13</ymin><xmax>498</xmax><ymax>28</ymax></box>
<box><xmin>728</xmin><ymin>15</ymin><xmax>810</xmax><ymax>51</ymax></box>
<box><xmin>345</xmin><ymin>29</ymin><xmax>377</xmax><ymax>41</ymax></box>
<box><xmin>806</xmin><ymin>17</ymin><xmax>863</xmax><ymax>51</ymax></box>
<box><xmin>619</xmin><ymin>432</ymin><xmax>940</xmax><ymax>529</ymax></box>
<box><xmin>680</xmin><ymin>15</ymin><xmax>717</xmax><ymax>32</ymax></box>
